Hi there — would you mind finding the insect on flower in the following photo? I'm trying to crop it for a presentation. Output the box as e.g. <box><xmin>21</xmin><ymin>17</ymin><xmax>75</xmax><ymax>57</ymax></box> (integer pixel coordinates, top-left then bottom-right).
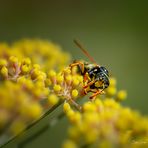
<box><xmin>70</xmin><ymin>40</ymin><xmax>110</xmax><ymax>100</ymax></box>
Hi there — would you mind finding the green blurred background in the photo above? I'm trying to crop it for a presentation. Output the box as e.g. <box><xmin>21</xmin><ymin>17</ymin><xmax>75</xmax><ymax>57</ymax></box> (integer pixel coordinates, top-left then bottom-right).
<box><xmin>0</xmin><ymin>0</ymin><xmax>148</xmax><ymax>147</ymax></box>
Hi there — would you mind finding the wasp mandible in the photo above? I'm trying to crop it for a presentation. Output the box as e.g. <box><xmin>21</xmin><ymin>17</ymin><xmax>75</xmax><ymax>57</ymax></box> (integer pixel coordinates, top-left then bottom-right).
<box><xmin>70</xmin><ymin>40</ymin><xmax>110</xmax><ymax>100</ymax></box>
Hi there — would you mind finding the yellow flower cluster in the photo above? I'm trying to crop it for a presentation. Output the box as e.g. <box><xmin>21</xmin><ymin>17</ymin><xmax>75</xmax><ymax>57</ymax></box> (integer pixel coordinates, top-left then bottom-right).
<box><xmin>0</xmin><ymin>39</ymin><xmax>72</xmax><ymax>141</ymax></box>
<box><xmin>47</xmin><ymin>67</ymin><xmax>83</xmax><ymax>108</ymax></box>
<box><xmin>63</xmin><ymin>78</ymin><xmax>148</xmax><ymax>148</ymax></box>
<box><xmin>0</xmin><ymin>81</ymin><xmax>43</xmax><ymax>135</ymax></box>
<box><xmin>0</xmin><ymin>57</ymin><xmax>49</xmax><ymax>136</ymax></box>
<box><xmin>11</xmin><ymin>39</ymin><xmax>71</xmax><ymax>71</ymax></box>
<box><xmin>0</xmin><ymin>39</ymin><xmax>70</xmax><ymax>72</ymax></box>
<box><xmin>104</xmin><ymin>77</ymin><xmax>127</xmax><ymax>102</ymax></box>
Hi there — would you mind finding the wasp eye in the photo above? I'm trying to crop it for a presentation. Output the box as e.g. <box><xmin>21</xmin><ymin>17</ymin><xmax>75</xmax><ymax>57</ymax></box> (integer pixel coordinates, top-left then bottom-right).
<box><xmin>100</xmin><ymin>66</ymin><xmax>109</xmax><ymax>76</ymax></box>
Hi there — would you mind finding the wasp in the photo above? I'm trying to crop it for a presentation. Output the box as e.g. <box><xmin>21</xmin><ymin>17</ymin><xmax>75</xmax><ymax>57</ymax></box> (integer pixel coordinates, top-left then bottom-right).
<box><xmin>70</xmin><ymin>40</ymin><xmax>110</xmax><ymax>100</ymax></box>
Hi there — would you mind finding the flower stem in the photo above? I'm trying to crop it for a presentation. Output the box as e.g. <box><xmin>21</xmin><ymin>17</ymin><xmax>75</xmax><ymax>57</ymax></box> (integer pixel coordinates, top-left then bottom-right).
<box><xmin>1</xmin><ymin>100</ymin><xmax>64</xmax><ymax>148</ymax></box>
<box><xmin>18</xmin><ymin>112</ymin><xmax>65</xmax><ymax>148</ymax></box>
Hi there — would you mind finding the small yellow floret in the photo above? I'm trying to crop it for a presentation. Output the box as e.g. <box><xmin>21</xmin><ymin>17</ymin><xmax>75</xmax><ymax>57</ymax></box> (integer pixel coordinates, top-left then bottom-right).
<box><xmin>40</xmin><ymin>72</ymin><xmax>46</xmax><ymax>78</ymax></box>
<box><xmin>36</xmin><ymin>73</ymin><xmax>46</xmax><ymax>81</ymax></box>
<box><xmin>19</xmin><ymin>100</ymin><xmax>43</xmax><ymax>120</ymax></box>
<box><xmin>66</xmin><ymin>75</ymin><xmax>72</xmax><ymax>83</ymax></box>
<box><xmin>69</xmin><ymin>111</ymin><xmax>81</xmax><ymax>123</ymax></box>
<box><xmin>106</xmin><ymin>86</ymin><xmax>117</xmax><ymax>96</ymax></box>
<box><xmin>116</xmin><ymin>90</ymin><xmax>127</xmax><ymax>101</ymax></box>
<box><xmin>94</xmin><ymin>99</ymin><xmax>104</xmax><ymax>110</ymax></box>
<box><xmin>31</xmin><ymin>69</ymin><xmax>40</xmax><ymax>79</ymax></box>
<box><xmin>53</xmin><ymin>84</ymin><xmax>61</xmax><ymax>92</ymax></box>
<box><xmin>45</xmin><ymin>78</ymin><xmax>52</xmax><ymax>86</ymax></box>
<box><xmin>35</xmin><ymin>81</ymin><xmax>45</xmax><ymax>88</ymax></box>
<box><xmin>9</xmin><ymin>56</ymin><xmax>18</xmax><ymax>63</ymax></box>
<box><xmin>25</xmin><ymin>80</ymin><xmax>34</xmax><ymax>89</ymax></box>
<box><xmin>77</xmin><ymin>76</ymin><xmax>83</xmax><ymax>82</ymax></box>
<box><xmin>1</xmin><ymin>66</ymin><xmax>8</xmax><ymax>77</ymax></box>
<box><xmin>17</xmin><ymin>76</ymin><xmax>26</xmax><ymax>83</ymax></box>
<box><xmin>63</xmin><ymin>102</ymin><xmax>71</xmax><ymax>112</ymax></box>
<box><xmin>28</xmin><ymin>103</ymin><xmax>43</xmax><ymax>119</ymax></box>
<box><xmin>48</xmin><ymin>70</ymin><xmax>56</xmax><ymax>78</ymax></box>
<box><xmin>104</xmin><ymin>99</ymin><xmax>120</xmax><ymax>109</ymax></box>
<box><xmin>56</xmin><ymin>75</ymin><xmax>64</xmax><ymax>83</ymax></box>
<box><xmin>33</xmin><ymin>88</ymin><xmax>42</xmax><ymax>97</ymax></box>
<box><xmin>63</xmin><ymin>68</ymin><xmax>71</xmax><ymax>75</ymax></box>
<box><xmin>109</xmin><ymin>77</ymin><xmax>117</xmax><ymax>86</ymax></box>
<box><xmin>21</xmin><ymin>65</ymin><xmax>30</xmax><ymax>73</ymax></box>
<box><xmin>85</xmin><ymin>130</ymin><xmax>98</xmax><ymax>143</ymax></box>
<box><xmin>72</xmin><ymin>89</ymin><xmax>78</xmax><ymax>98</ymax></box>
<box><xmin>83</xmin><ymin>112</ymin><xmax>99</xmax><ymax>124</ymax></box>
<box><xmin>83</xmin><ymin>102</ymin><xmax>97</xmax><ymax>112</ymax></box>
<box><xmin>48</xmin><ymin>94</ymin><xmax>59</xmax><ymax>106</ymax></box>
<box><xmin>72</xmin><ymin>77</ymin><xmax>79</xmax><ymax>86</ymax></box>
<box><xmin>42</xmin><ymin>88</ymin><xmax>50</xmax><ymax>96</ymax></box>
<box><xmin>66</xmin><ymin>109</ymin><xmax>75</xmax><ymax>118</ymax></box>
<box><xmin>22</xmin><ymin>58</ymin><xmax>31</xmax><ymax>65</ymax></box>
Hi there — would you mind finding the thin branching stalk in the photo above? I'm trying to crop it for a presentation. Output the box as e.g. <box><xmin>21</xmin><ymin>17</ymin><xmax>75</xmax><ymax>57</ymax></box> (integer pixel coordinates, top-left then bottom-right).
<box><xmin>1</xmin><ymin>100</ymin><xmax>64</xmax><ymax>148</ymax></box>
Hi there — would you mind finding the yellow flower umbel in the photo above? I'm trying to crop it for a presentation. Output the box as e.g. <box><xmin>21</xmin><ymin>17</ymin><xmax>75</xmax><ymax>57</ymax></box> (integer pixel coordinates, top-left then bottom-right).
<box><xmin>0</xmin><ymin>39</ymin><xmax>73</xmax><ymax>145</ymax></box>
<box><xmin>46</xmin><ymin>67</ymin><xmax>83</xmax><ymax>109</ymax></box>
<box><xmin>0</xmin><ymin>57</ymin><xmax>49</xmax><ymax>137</ymax></box>
<box><xmin>0</xmin><ymin>39</ymin><xmax>70</xmax><ymax>72</ymax></box>
<box><xmin>11</xmin><ymin>39</ymin><xmax>71</xmax><ymax>71</ymax></box>
<box><xmin>0</xmin><ymin>81</ymin><xmax>44</xmax><ymax>135</ymax></box>
<box><xmin>63</xmin><ymin>78</ymin><xmax>148</xmax><ymax>148</ymax></box>
<box><xmin>0</xmin><ymin>39</ymin><xmax>85</xmax><ymax>146</ymax></box>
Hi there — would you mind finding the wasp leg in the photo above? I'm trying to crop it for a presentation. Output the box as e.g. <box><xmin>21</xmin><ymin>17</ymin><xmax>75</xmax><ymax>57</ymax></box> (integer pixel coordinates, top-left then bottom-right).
<box><xmin>89</xmin><ymin>88</ymin><xmax>105</xmax><ymax>100</ymax></box>
<box><xmin>90</xmin><ymin>90</ymin><xmax>101</xmax><ymax>100</ymax></box>
<box><xmin>83</xmin><ymin>74</ymin><xmax>88</xmax><ymax>82</ymax></box>
<box><xmin>69</xmin><ymin>61</ymin><xmax>85</xmax><ymax>74</ymax></box>
<box><xmin>83</xmin><ymin>80</ymin><xmax>96</xmax><ymax>89</ymax></box>
<box><xmin>82</xmin><ymin>80</ymin><xmax>97</xmax><ymax>96</ymax></box>
<box><xmin>83</xmin><ymin>73</ymin><xmax>92</xmax><ymax>86</ymax></box>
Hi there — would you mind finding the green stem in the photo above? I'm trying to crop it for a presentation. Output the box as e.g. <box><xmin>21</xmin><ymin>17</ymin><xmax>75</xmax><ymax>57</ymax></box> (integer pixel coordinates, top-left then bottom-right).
<box><xmin>0</xmin><ymin>100</ymin><xmax>64</xmax><ymax>148</ymax></box>
<box><xmin>18</xmin><ymin>112</ymin><xmax>65</xmax><ymax>148</ymax></box>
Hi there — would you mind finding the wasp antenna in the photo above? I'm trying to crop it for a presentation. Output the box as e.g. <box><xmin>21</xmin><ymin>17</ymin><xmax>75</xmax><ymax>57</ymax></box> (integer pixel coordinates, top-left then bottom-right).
<box><xmin>73</xmin><ymin>39</ymin><xmax>99</xmax><ymax>66</ymax></box>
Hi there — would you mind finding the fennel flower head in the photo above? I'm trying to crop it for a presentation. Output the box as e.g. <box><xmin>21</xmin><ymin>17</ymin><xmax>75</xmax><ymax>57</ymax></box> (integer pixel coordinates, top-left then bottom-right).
<box><xmin>63</xmin><ymin>78</ymin><xmax>148</xmax><ymax>147</ymax></box>
<box><xmin>0</xmin><ymin>39</ymin><xmax>71</xmax><ymax>144</ymax></box>
<box><xmin>0</xmin><ymin>39</ymin><xmax>148</xmax><ymax>148</ymax></box>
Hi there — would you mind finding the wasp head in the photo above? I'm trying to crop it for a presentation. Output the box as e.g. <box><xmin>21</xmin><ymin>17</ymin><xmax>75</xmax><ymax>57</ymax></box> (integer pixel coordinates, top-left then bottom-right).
<box><xmin>98</xmin><ymin>66</ymin><xmax>109</xmax><ymax>89</ymax></box>
<box><xmin>88</xmin><ymin>66</ymin><xmax>110</xmax><ymax>89</ymax></box>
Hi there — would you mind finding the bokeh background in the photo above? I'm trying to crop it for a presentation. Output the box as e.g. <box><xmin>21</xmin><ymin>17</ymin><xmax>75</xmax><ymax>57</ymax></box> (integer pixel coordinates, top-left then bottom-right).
<box><xmin>0</xmin><ymin>0</ymin><xmax>148</xmax><ymax>147</ymax></box>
